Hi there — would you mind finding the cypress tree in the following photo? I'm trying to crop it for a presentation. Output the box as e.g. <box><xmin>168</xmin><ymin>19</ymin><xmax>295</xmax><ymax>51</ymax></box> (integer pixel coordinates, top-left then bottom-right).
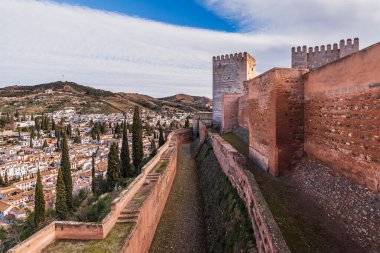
<box><xmin>159</xmin><ymin>127</ymin><xmax>165</xmax><ymax>147</ymax></box>
<box><xmin>150</xmin><ymin>139</ymin><xmax>157</xmax><ymax>157</ymax></box>
<box><xmin>55</xmin><ymin>168</ymin><xmax>67</xmax><ymax>220</ymax></box>
<box><xmin>61</xmin><ymin>133</ymin><xmax>73</xmax><ymax>209</ymax></box>
<box><xmin>107</xmin><ymin>143</ymin><xmax>120</xmax><ymax>190</ymax></box>
<box><xmin>42</xmin><ymin>139</ymin><xmax>48</xmax><ymax>148</ymax></box>
<box><xmin>91</xmin><ymin>153</ymin><xmax>96</xmax><ymax>193</ymax></box>
<box><xmin>185</xmin><ymin>117</ymin><xmax>190</xmax><ymax>128</ymax></box>
<box><xmin>4</xmin><ymin>172</ymin><xmax>8</xmax><ymax>186</ymax></box>
<box><xmin>34</xmin><ymin>169</ymin><xmax>45</xmax><ymax>227</ymax></box>
<box><xmin>132</xmin><ymin>106</ymin><xmax>143</xmax><ymax>173</ymax></box>
<box><xmin>121</xmin><ymin>120</ymin><xmax>132</xmax><ymax>178</ymax></box>
<box><xmin>0</xmin><ymin>174</ymin><xmax>4</xmax><ymax>186</ymax></box>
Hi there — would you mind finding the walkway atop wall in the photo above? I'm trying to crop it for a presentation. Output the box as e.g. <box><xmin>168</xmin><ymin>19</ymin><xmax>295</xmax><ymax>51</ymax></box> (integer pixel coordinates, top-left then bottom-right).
<box><xmin>149</xmin><ymin>143</ymin><xmax>207</xmax><ymax>253</ymax></box>
<box><xmin>221</xmin><ymin>133</ymin><xmax>369</xmax><ymax>253</ymax></box>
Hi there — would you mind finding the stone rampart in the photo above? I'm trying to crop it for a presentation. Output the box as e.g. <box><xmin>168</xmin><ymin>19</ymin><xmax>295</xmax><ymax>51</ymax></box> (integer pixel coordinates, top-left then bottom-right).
<box><xmin>247</xmin><ymin>68</ymin><xmax>308</xmax><ymax>176</ymax></box>
<box><xmin>304</xmin><ymin>42</ymin><xmax>380</xmax><ymax>191</ymax></box>
<box><xmin>221</xmin><ymin>94</ymin><xmax>249</xmax><ymax>134</ymax></box>
<box><xmin>292</xmin><ymin>38</ymin><xmax>359</xmax><ymax>70</ymax></box>
<box><xmin>212</xmin><ymin>52</ymin><xmax>256</xmax><ymax>128</ymax></box>
<box><xmin>208</xmin><ymin>132</ymin><xmax>289</xmax><ymax>253</ymax></box>
<box><xmin>8</xmin><ymin>129</ymin><xmax>193</xmax><ymax>253</ymax></box>
<box><xmin>192</xmin><ymin>112</ymin><xmax>212</xmax><ymax>137</ymax></box>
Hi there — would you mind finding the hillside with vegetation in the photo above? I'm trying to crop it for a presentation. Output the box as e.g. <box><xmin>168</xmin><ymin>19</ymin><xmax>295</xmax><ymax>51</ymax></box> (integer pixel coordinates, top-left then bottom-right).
<box><xmin>0</xmin><ymin>81</ymin><xmax>212</xmax><ymax>115</ymax></box>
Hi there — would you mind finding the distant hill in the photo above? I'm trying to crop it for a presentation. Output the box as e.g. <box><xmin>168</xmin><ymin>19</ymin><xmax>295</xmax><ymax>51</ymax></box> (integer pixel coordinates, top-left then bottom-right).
<box><xmin>0</xmin><ymin>81</ymin><xmax>211</xmax><ymax>115</ymax></box>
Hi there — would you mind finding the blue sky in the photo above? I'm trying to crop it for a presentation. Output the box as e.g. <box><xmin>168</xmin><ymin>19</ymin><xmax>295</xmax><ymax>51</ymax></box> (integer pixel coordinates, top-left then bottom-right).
<box><xmin>54</xmin><ymin>0</ymin><xmax>236</xmax><ymax>32</ymax></box>
<box><xmin>0</xmin><ymin>0</ymin><xmax>378</xmax><ymax>97</ymax></box>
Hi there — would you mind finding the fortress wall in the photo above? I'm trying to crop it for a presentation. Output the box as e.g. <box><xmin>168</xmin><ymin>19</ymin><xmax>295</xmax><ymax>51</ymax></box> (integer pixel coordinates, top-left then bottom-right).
<box><xmin>248</xmin><ymin>68</ymin><xmax>307</xmax><ymax>176</ymax></box>
<box><xmin>220</xmin><ymin>93</ymin><xmax>249</xmax><ymax>134</ymax></box>
<box><xmin>238</xmin><ymin>94</ymin><xmax>249</xmax><ymax>129</ymax></box>
<box><xmin>208</xmin><ymin>132</ymin><xmax>289</xmax><ymax>253</ymax></box>
<box><xmin>292</xmin><ymin>38</ymin><xmax>359</xmax><ymax>70</ymax></box>
<box><xmin>304</xmin><ymin>43</ymin><xmax>380</xmax><ymax>191</ymax></box>
<box><xmin>221</xmin><ymin>93</ymin><xmax>240</xmax><ymax>133</ymax></box>
<box><xmin>7</xmin><ymin>130</ymin><xmax>189</xmax><ymax>253</ymax></box>
<box><xmin>121</xmin><ymin>131</ymin><xmax>187</xmax><ymax>253</ymax></box>
<box><xmin>192</xmin><ymin>112</ymin><xmax>212</xmax><ymax>137</ymax></box>
<box><xmin>7</xmin><ymin>222</ymin><xmax>56</xmax><ymax>253</ymax></box>
<box><xmin>213</xmin><ymin>53</ymin><xmax>256</xmax><ymax>128</ymax></box>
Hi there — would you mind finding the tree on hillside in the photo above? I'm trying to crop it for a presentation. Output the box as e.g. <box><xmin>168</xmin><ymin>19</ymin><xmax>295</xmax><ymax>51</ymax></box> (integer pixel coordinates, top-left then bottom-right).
<box><xmin>66</xmin><ymin>124</ymin><xmax>72</xmax><ymax>137</ymax></box>
<box><xmin>150</xmin><ymin>139</ymin><xmax>157</xmax><ymax>157</ymax></box>
<box><xmin>42</xmin><ymin>139</ymin><xmax>48</xmax><ymax>148</ymax></box>
<box><xmin>121</xmin><ymin>120</ymin><xmax>132</xmax><ymax>178</ymax></box>
<box><xmin>132</xmin><ymin>106</ymin><xmax>143</xmax><ymax>174</ymax></box>
<box><xmin>55</xmin><ymin>168</ymin><xmax>67</xmax><ymax>220</ymax></box>
<box><xmin>185</xmin><ymin>117</ymin><xmax>190</xmax><ymax>128</ymax></box>
<box><xmin>0</xmin><ymin>174</ymin><xmax>4</xmax><ymax>186</ymax></box>
<box><xmin>61</xmin><ymin>133</ymin><xmax>73</xmax><ymax>209</ymax></box>
<box><xmin>4</xmin><ymin>172</ymin><xmax>9</xmax><ymax>186</ymax></box>
<box><xmin>91</xmin><ymin>153</ymin><xmax>97</xmax><ymax>193</ymax></box>
<box><xmin>159</xmin><ymin>127</ymin><xmax>165</xmax><ymax>147</ymax></box>
<box><xmin>34</xmin><ymin>169</ymin><xmax>45</xmax><ymax>228</ymax></box>
<box><xmin>107</xmin><ymin>143</ymin><xmax>121</xmax><ymax>190</ymax></box>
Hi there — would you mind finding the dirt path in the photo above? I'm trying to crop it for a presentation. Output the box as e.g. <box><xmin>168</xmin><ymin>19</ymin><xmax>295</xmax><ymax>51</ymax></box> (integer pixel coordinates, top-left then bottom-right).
<box><xmin>149</xmin><ymin>143</ymin><xmax>207</xmax><ymax>253</ymax></box>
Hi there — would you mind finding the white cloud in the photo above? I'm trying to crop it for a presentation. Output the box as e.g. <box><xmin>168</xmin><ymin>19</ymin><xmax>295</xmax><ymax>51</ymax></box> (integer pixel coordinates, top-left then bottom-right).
<box><xmin>200</xmin><ymin>0</ymin><xmax>380</xmax><ymax>46</ymax></box>
<box><xmin>0</xmin><ymin>0</ymin><xmax>379</xmax><ymax>98</ymax></box>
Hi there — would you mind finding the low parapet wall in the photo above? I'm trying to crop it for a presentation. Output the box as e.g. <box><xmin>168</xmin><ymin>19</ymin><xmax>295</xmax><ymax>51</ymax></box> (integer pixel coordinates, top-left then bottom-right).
<box><xmin>208</xmin><ymin>132</ymin><xmax>289</xmax><ymax>253</ymax></box>
<box><xmin>8</xmin><ymin>129</ymin><xmax>192</xmax><ymax>253</ymax></box>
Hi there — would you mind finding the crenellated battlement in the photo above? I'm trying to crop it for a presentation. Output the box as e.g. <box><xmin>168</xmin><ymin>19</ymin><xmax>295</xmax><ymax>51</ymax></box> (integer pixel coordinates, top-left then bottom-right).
<box><xmin>292</xmin><ymin>38</ymin><xmax>359</xmax><ymax>70</ymax></box>
<box><xmin>212</xmin><ymin>51</ymin><xmax>256</xmax><ymax>128</ymax></box>
<box><xmin>213</xmin><ymin>52</ymin><xmax>254</xmax><ymax>62</ymax></box>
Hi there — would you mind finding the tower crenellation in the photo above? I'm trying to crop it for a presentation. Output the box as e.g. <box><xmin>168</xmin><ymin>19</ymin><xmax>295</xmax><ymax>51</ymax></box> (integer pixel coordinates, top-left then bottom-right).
<box><xmin>291</xmin><ymin>38</ymin><xmax>359</xmax><ymax>70</ymax></box>
<box><xmin>212</xmin><ymin>52</ymin><xmax>256</xmax><ymax>128</ymax></box>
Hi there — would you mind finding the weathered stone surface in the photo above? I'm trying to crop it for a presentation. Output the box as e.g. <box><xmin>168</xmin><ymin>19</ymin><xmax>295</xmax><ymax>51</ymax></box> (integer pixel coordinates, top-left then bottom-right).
<box><xmin>304</xmin><ymin>42</ymin><xmax>380</xmax><ymax>191</ymax></box>
<box><xmin>247</xmin><ymin>68</ymin><xmax>308</xmax><ymax>176</ymax></box>
<box><xmin>212</xmin><ymin>52</ymin><xmax>256</xmax><ymax>128</ymax></box>
<box><xmin>292</xmin><ymin>38</ymin><xmax>359</xmax><ymax>70</ymax></box>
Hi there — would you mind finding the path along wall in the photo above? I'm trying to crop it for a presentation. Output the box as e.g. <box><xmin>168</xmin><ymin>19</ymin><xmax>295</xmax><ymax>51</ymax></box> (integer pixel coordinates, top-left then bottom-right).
<box><xmin>8</xmin><ymin>129</ymin><xmax>192</xmax><ymax>253</ymax></box>
<box><xmin>304</xmin><ymin>43</ymin><xmax>380</xmax><ymax>191</ymax></box>
<box><xmin>207</xmin><ymin>132</ymin><xmax>289</xmax><ymax>253</ymax></box>
<box><xmin>121</xmin><ymin>129</ymin><xmax>192</xmax><ymax>252</ymax></box>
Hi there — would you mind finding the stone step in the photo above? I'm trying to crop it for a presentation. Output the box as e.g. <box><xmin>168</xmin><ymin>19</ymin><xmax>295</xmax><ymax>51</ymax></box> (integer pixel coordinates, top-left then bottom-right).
<box><xmin>119</xmin><ymin>214</ymin><xmax>139</xmax><ymax>219</ymax></box>
<box><xmin>121</xmin><ymin>210</ymin><xmax>140</xmax><ymax>215</ymax></box>
<box><xmin>116</xmin><ymin>218</ymin><xmax>138</xmax><ymax>224</ymax></box>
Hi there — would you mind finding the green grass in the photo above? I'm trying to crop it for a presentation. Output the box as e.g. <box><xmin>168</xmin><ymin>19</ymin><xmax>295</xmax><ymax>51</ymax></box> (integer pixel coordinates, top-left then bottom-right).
<box><xmin>43</xmin><ymin>224</ymin><xmax>134</xmax><ymax>253</ymax></box>
<box><xmin>196</xmin><ymin>144</ymin><xmax>256</xmax><ymax>253</ymax></box>
<box><xmin>154</xmin><ymin>161</ymin><xmax>168</xmax><ymax>173</ymax></box>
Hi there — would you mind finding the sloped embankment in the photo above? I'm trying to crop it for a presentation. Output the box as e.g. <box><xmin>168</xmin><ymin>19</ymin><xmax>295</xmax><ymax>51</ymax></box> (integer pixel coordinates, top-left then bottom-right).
<box><xmin>196</xmin><ymin>144</ymin><xmax>256</xmax><ymax>253</ymax></box>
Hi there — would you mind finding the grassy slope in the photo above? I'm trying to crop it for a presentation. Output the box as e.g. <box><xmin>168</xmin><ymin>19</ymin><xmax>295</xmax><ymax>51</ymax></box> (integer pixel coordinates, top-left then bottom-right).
<box><xmin>221</xmin><ymin>133</ymin><xmax>362</xmax><ymax>253</ymax></box>
<box><xmin>196</xmin><ymin>143</ymin><xmax>256</xmax><ymax>253</ymax></box>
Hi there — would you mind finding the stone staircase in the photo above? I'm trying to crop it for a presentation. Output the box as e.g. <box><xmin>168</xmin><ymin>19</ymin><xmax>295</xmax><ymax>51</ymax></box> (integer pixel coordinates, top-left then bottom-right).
<box><xmin>146</xmin><ymin>173</ymin><xmax>160</xmax><ymax>183</ymax></box>
<box><xmin>117</xmin><ymin>209</ymin><xmax>140</xmax><ymax>224</ymax></box>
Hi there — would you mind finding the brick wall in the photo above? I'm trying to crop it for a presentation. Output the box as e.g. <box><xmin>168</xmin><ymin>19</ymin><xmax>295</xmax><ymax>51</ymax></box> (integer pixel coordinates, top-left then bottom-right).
<box><xmin>304</xmin><ymin>43</ymin><xmax>380</xmax><ymax>191</ymax></box>
<box><xmin>221</xmin><ymin>93</ymin><xmax>240</xmax><ymax>133</ymax></box>
<box><xmin>212</xmin><ymin>53</ymin><xmax>256</xmax><ymax>128</ymax></box>
<box><xmin>220</xmin><ymin>94</ymin><xmax>249</xmax><ymax>134</ymax></box>
<box><xmin>248</xmin><ymin>68</ymin><xmax>308</xmax><ymax>176</ymax></box>
<box><xmin>208</xmin><ymin>132</ymin><xmax>289</xmax><ymax>253</ymax></box>
<box><xmin>238</xmin><ymin>95</ymin><xmax>249</xmax><ymax>129</ymax></box>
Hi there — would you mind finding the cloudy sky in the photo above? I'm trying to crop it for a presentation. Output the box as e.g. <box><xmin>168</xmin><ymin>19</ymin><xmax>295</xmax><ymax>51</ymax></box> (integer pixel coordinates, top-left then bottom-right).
<box><xmin>0</xmin><ymin>0</ymin><xmax>379</xmax><ymax>97</ymax></box>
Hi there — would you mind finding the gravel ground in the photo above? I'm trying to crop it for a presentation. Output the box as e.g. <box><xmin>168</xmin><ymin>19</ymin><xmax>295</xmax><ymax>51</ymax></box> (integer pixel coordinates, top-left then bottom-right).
<box><xmin>149</xmin><ymin>143</ymin><xmax>207</xmax><ymax>253</ymax></box>
<box><xmin>289</xmin><ymin>158</ymin><xmax>380</xmax><ymax>253</ymax></box>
